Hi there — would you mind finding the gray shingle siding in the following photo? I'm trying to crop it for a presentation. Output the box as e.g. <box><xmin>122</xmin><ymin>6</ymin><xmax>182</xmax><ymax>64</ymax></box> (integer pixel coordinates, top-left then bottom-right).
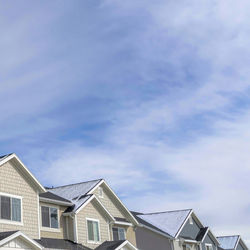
<box><xmin>179</xmin><ymin>215</ymin><xmax>201</xmax><ymax>239</ymax></box>
<box><xmin>202</xmin><ymin>233</ymin><xmax>217</xmax><ymax>250</ymax></box>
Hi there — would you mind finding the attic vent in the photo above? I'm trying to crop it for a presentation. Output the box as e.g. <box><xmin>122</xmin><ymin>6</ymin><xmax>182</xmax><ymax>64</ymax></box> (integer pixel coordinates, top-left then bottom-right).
<box><xmin>98</xmin><ymin>187</ymin><xmax>103</xmax><ymax>198</ymax></box>
<box><xmin>189</xmin><ymin>216</ymin><xmax>193</xmax><ymax>224</ymax></box>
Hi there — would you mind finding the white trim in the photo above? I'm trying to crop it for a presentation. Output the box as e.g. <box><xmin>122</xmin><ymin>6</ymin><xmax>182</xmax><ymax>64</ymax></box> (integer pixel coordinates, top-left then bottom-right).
<box><xmin>0</xmin><ymin>192</ymin><xmax>23</xmax><ymax>226</ymax></box>
<box><xmin>40</xmin><ymin>204</ymin><xmax>60</xmax><ymax>231</ymax></box>
<box><xmin>112</xmin><ymin>226</ymin><xmax>126</xmax><ymax>241</ymax></box>
<box><xmin>114</xmin><ymin>220</ymin><xmax>133</xmax><ymax>226</ymax></box>
<box><xmin>0</xmin><ymin>153</ymin><xmax>46</xmax><ymax>192</ymax></box>
<box><xmin>205</xmin><ymin>243</ymin><xmax>213</xmax><ymax>250</ymax></box>
<box><xmin>39</xmin><ymin>197</ymin><xmax>73</xmax><ymax>206</ymax></box>
<box><xmin>87</xmin><ymin>180</ymin><xmax>139</xmax><ymax>226</ymax></box>
<box><xmin>37</xmin><ymin>191</ymin><xmax>41</xmax><ymax>239</ymax></box>
<box><xmin>114</xmin><ymin>240</ymin><xmax>138</xmax><ymax>250</ymax></box>
<box><xmin>73</xmin><ymin>214</ymin><xmax>78</xmax><ymax>243</ymax></box>
<box><xmin>0</xmin><ymin>231</ymin><xmax>43</xmax><ymax>249</ymax></box>
<box><xmin>75</xmin><ymin>195</ymin><xmax>115</xmax><ymax>222</ymax></box>
<box><xmin>86</xmin><ymin>217</ymin><xmax>102</xmax><ymax>244</ymax></box>
<box><xmin>202</xmin><ymin>228</ymin><xmax>220</xmax><ymax>245</ymax></box>
<box><xmin>175</xmin><ymin>210</ymin><xmax>193</xmax><ymax>238</ymax></box>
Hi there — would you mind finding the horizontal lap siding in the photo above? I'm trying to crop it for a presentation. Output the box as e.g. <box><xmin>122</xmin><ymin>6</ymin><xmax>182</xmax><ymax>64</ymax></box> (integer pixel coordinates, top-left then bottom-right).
<box><xmin>0</xmin><ymin>161</ymin><xmax>39</xmax><ymax>239</ymax></box>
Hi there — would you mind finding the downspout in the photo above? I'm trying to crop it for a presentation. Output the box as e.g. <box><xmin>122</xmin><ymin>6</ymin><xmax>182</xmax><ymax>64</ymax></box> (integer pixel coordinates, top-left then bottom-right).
<box><xmin>70</xmin><ymin>213</ymin><xmax>78</xmax><ymax>243</ymax></box>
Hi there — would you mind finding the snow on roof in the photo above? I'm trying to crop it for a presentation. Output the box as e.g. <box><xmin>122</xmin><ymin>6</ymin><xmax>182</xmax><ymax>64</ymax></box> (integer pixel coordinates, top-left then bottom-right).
<box><xmin>217</xmin><ymin>236</ymin><xmax>239</xmax><ymax>250</ymax></box>
<box><xmin>137</xmin><ymin>209</ymin><xmax>191</xmax><ymax>237</ymax></box>
<box><xmin>49</xmin><ymin>179</ymin><xmax>102</xmax><ymax>213</ymax></box>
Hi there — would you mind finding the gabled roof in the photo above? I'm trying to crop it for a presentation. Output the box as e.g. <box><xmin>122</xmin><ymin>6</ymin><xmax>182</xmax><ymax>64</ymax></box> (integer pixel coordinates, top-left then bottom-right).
<box><xmin>95</xmin><ymin>240</ymin><xmax>138</xmax><ymax>250</ymax></box>
<box><xmin>196</xmin><ymin>227</ymin><xmax>209</xmax><ymax>241</ymax></box>
<box><xmin>49</xmin><ymin>179</ymin><xmax>138</xmax><ymax>225</ymax></box>
<box><xmin>35</xmin><ymin>238</ymin><xmax>91</xmax><ymax>250</ymax></box>
<box><xmin>217</xmin><ymin>236</ymin><xmax>240</xmax><ymax>250</ymax></box>
<box><xmin>131</xmin><ymin>211</ymin><xmax>173</xmax><ymax>238</ymax></box>
<box><xmin>133</xmin><ymin>209</ymin><xmax>192</xmax><ymax>238</ymax></box>
<box><xmin>0</xmin><ymin>231</ymin><xmax>43</xmax><ymax>250</ymax></box>
<box><xmin>0</xmin><ymin>153</ymin><xmax>46</xmax><ymax>193</ymax></box>
<box><xmin>49</xmin><ymin>179</ymin><xmax>102</xmax><ymax>212</ymax></box>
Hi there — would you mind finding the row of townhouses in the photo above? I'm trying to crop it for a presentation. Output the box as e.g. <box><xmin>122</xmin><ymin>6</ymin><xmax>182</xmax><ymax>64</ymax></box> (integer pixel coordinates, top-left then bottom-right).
<box><xmin>0</xmin><ymin>153</ymin><xmax>248</xmax><ymax>250</ymax></box>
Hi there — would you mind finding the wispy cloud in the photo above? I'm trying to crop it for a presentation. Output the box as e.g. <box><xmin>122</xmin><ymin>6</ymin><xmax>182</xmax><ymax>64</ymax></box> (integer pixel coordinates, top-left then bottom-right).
<box><xmin>1</xmin><ymin>0</ymin><xmax>250</xmax><ymax>244</ymax></box>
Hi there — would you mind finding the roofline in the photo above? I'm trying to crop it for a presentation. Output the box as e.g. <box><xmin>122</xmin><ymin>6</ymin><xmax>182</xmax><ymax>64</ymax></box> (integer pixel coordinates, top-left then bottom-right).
<box><xmin>115</xmin><ymin>240</ymin><xmax>138</xmax><ymax>250</ymax></box>
<box><xmin>68</xmin><ymin>194</ymin><xmax>115</xmax><ymax>222</ymax></box>
<box><xmin>143</xmin><ymin>208</ymin><xmax>192</xmax><ymax>215</ymax></box>
<box><xmin>0</xmin><ymin>153</ymin><xmax>46</xmax><ymax>193</ymax></box>
<box><xmin>202</xmin><ymin>228</ymin><xmax>220</xmax><ymax>245</ymax></box>
<box><xmin>87</xmin><ymin>180</ymin><xmax>139</xmax><ymax>226</ymax></box>
<box><xmin>48</xmin><ymin>178</ymin><xmax>103</xmax><ymax>190</ymax></box>
<box><xmin>0</xmin><ymin>231</ymin><xmax>43</xmax><ymax>249</ymax></box>
<box><xmin>216</xmin><ymin>235</ymin><xmax>248</xmax><ymax>250</ymax></box>
<box><xmin>39</xmin><ymin>197</ymin><xmax>73</xmax><ymax>207</ymax></box>
<box><xmin>139</xmin><ymin>223</ymin><xmax>174</xmax><ymax>239</ymax></box>
<box><xmin>175</xmin><ymin>209</ymin><xmax>193</xmax><ymax>238</ymax></box>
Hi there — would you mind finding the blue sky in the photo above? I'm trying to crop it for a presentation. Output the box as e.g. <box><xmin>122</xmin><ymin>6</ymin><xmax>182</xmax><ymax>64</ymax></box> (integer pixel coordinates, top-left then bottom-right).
<box><xmin>2</xmin><ymin>0</ymin><xmax>250</xmax><ymax>244</ymax></box>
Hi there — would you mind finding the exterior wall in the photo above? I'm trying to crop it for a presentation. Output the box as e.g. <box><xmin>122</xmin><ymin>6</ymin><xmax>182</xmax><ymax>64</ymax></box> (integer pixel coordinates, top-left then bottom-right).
<box><xmin>201</xmin><ymin>233</ymin><xmax>217</xmax><ymax>250</ymax></box>
<box><xmin>135</xmin><ymin>226</ymin><xmax>172</xmax><ymax>250</ymax></box>
<box><xmin>0</xmin><ymin>161</ymin><xmax>39</xmax><ymax>239</ymax></box>
<box><xmin>67</xmin><ymin>216</ymin><xmax>74</xmax><ymax>242</ymax></box>
<box><xmin>92</xmin><ymin>184</ymin><xmax>125</xmax><ymax>218</ymax></box>
<box><xmin>236</xmin><ymin>241</ymin><xmax>245</xmax><ymax>250</ymax></box>
<box><xmin>173</xmin><ymin>240</ymin><xmax>197</xmax><ymax>250</ymax></box>
<box><xmin>39</xmin><ymin>201</ymin><xmax>67</xmax><ymax>239</ymax></box>
<box><xmin>110</xmin><ymin>224</ymin><xmax>136</xmax><ymax>247</ymax></box>
<box><xmin>179</xmin><ymin>215</ymin><xmax>201</xmax><ymax>239</ymax></box>
<box><xmin>76</xmin><ymin>200</ymin><xmax>110</xmax><ymax>249</ymax></box>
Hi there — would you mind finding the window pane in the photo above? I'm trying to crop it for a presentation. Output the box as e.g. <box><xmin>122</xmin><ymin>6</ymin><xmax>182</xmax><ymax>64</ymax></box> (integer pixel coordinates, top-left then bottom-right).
<box><xmin>12</xmin><ymin>198</ymin><xmax>21</xmax><ymax>222</ymax></box>
<box><xmin>41</xmin><ymin>206</ymin><xmax>50</xmax><ymax>227</ymax></box>
<box><xmin>87</xmin><ymin>221</ymin><xmax>94</xmax><ymax>241</ymax></box>
<box><xmin>112</xmin><ymin>228</ymin><xmax>119</xmax><ymax>241</ymax></box>
<box><xmin>1</xmin><ymin>196</ymin><xmax>11</xmax><ymax>220</ymax></box>
<box><xmin>93</xmin><ymin>221</ymin><xmax>100</xmax><ymax>241</ymax></box>
<box><xmin>118</xmin><ymin>228</ymin><xmax>125</xmax><ymax>240</ymax></box>
<box><xmin>50</xmin><ymin>207</ymin><xmax>58</xmax><ymax>228</ymax></box>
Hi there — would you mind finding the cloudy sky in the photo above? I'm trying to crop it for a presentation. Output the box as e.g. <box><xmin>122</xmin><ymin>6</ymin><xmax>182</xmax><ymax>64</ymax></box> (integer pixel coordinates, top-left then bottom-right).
<box><xmin>1</xmin><ymin>0</ymin><xmax>250</xmax><ymax>244</ymax></box>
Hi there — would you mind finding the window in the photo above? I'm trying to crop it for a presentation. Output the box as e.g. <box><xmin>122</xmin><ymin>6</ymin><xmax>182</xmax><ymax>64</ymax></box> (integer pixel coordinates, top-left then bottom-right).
<box><xmin>206</xmin><ymin>245</ymin><xmax>213</xmax><ymax>250</ymax></box>
<box><xmin>0</xmin><ymin>195</ymin><xmax>21</xmax><ymax>222</ymax></box>
<box><xmin>98</xmin><ymin>187</ymin><xmax>103</xmax><ymax>198</ymax></box>
<box><xmin>183</xmin><ymin>244</ymin><xmax>192</xmax><ymax>250</ymax></box>
<box><xmin>41</xmin><ymin>206</ymin><xmax>59</xmax><ymax>229</ymax></box>
<box><xmin>87</xmin><ymin>219</ymin><xmax>100</xmax><ymax>242</ymax></box>
<box><xmin>112</xmin><ymin>227</ymin><xmax>126</xmax><ymax>241</ymax></box>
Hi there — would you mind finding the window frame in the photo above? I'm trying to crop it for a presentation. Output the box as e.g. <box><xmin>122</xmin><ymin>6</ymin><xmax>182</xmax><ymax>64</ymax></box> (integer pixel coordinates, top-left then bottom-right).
<box><xmin>86</xmin><ymin>218</ymin><xmax>101</xmax><ymax>244</ymax></box>
<box><xmin>0</xmin><ymin>192</ymin><xmax>23</xmax><ymax>226</ymax></box>
<box><xmin>40</xmin><ymin>205</ymin><xmax>60</xmax><ymax>232</ymax></box>
<box><xmin>112</xmin><ymin>226</ymin><xmax>126</xmax><ymax>241</ymax></box>
<box><xmin>205</xmin><ymin>244</ymin><xmax>213</xmax><ymax>250</ymax></box>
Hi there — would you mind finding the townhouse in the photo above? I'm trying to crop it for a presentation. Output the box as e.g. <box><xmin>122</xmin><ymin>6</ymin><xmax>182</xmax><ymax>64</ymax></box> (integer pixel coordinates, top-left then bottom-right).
<box><xmin>0</xmin><ymin>153</ymin><xmax>138</xmax><ymax>250</ymax></box>
<box><xmin>132</xmin><ymin>209</ymin><xmax>219</xmax><ymax>250</ymax></box>
<box><xmin>217</xmin><ymin>236</ymin><xmax>248</xmax><ymax>250</ymax></box>
<box><xmin>0</xmin><ymin>153</ymin><xmax>249</xmax><ymax>250</ymax></box>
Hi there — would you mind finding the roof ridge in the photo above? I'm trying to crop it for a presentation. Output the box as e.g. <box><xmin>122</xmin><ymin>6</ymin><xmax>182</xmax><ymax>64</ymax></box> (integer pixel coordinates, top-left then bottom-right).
<box><xmin>48</xmin><ymin>178</ymin><xmax>103</xmax><ymax>189</ymax></box>
<box><xmin>142</xmin><ymin>208</ymin><xmax>192</xmax><ymax>215</ymax></box>
<box><xmin>217</xmin><ymin>235</ymin><xmax>240</xmax><ymax>238</ymax></box>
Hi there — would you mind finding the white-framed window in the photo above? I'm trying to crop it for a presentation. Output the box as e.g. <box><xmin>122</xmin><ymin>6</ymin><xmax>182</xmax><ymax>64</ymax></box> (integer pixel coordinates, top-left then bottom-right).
<box><xmin>0</xmin><ymin>192</ymin><xmax>22</xmax><ymax>223</ymax></box>
<box><xmin>183</xmin><ymin>244</ymin><xmax>192</xmax><ymax>250</ymax></box>
<box><xmin>205</xmin><ymin>244</ymin><xmax>213</xmax><ymax>250</ymax></box>
<box><xmin>112</xmin><ymin>227</ymin><xmax>126</xmax><ymax>241</ymax></box>
<box><xmin>189</xmin><ymin>216</ymin><xmax>193</xmax><ymax>224</ymax></box>
<box><xmin>87</xmin><ymin>218</ymin><xmax>101</xmax><ymax>243</ymax></box>
<box><xmin>41</xmin><ymin>206</ymin><xmax>59</xmax><ymax>229</ymax></box>
<box><xmin>98</xmin><ymin>187</ymin><xmax>103</xmax><ymax>198</ymax></box>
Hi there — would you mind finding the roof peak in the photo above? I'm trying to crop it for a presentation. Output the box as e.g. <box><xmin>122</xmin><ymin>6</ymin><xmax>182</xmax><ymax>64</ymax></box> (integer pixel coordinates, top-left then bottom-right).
<box><xmin>48</xmin><ymin>178</ymin><xmax>103</xmax><ymax>189</ymax></box>
<box><xmin>217</xmin><ymin>235</ymin><xmax>240</xmax><ymax>238</ymax></box>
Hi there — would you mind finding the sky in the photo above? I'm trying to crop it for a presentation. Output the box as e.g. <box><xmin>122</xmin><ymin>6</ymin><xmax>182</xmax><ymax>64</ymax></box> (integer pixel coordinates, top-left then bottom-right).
<box><xmin>1</xmin><ymin>0</ymin><xmax>250</xmax><ymax>245</ymax></box>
